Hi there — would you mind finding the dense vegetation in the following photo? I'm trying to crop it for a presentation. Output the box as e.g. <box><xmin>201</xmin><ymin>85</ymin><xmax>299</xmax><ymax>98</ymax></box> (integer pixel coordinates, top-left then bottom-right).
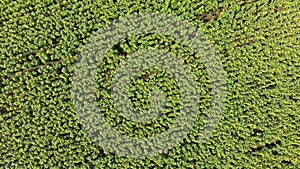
<box><xmin>1</xmin><ymin>0</ymin><xmax>299</xmax><ymax>168</ymax></box>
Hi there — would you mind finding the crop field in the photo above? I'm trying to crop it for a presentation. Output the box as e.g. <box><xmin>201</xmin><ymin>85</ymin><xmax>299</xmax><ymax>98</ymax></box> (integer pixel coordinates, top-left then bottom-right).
<box><xmin>1</xmin><ymin>0</ymin><xmax>300</xmax><ymax>168</ymax></box>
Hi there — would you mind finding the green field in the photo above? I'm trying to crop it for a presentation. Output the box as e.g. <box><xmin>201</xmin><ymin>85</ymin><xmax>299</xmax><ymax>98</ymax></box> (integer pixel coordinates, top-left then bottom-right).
<box><xmin>1</xmin><ymin>0</ymin><xmax>299</xmax><ymax>168</ymax></box>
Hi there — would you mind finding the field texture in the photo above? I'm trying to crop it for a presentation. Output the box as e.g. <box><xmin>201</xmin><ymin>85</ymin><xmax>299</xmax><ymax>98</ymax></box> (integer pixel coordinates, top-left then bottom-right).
<box><xmin>1</xmin><ymin>0</ymin><xmax>300</xmax><ymax>168</ymax></box>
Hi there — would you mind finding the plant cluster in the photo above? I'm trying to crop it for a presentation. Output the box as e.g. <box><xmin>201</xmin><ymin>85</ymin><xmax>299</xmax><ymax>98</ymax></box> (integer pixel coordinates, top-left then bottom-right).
<box><xmin>1</xmin><ymin>0</ymin><xmax>299</xmax><ymax>168</ymax></box>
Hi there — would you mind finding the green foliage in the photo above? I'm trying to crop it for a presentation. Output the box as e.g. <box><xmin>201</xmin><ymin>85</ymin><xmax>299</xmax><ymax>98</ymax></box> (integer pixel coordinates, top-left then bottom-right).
<box><xmin>1</xmin><ymin>0</ymin><xmax>300</xmax><ymax>168</ymax></box>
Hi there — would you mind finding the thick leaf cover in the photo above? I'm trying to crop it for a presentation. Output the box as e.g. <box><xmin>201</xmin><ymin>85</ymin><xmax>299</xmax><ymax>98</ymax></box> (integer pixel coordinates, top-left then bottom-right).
<box><xmin>0</xmin><ymin>0</ymin><xmax>299</xmax><ymax>168</ymax></box>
